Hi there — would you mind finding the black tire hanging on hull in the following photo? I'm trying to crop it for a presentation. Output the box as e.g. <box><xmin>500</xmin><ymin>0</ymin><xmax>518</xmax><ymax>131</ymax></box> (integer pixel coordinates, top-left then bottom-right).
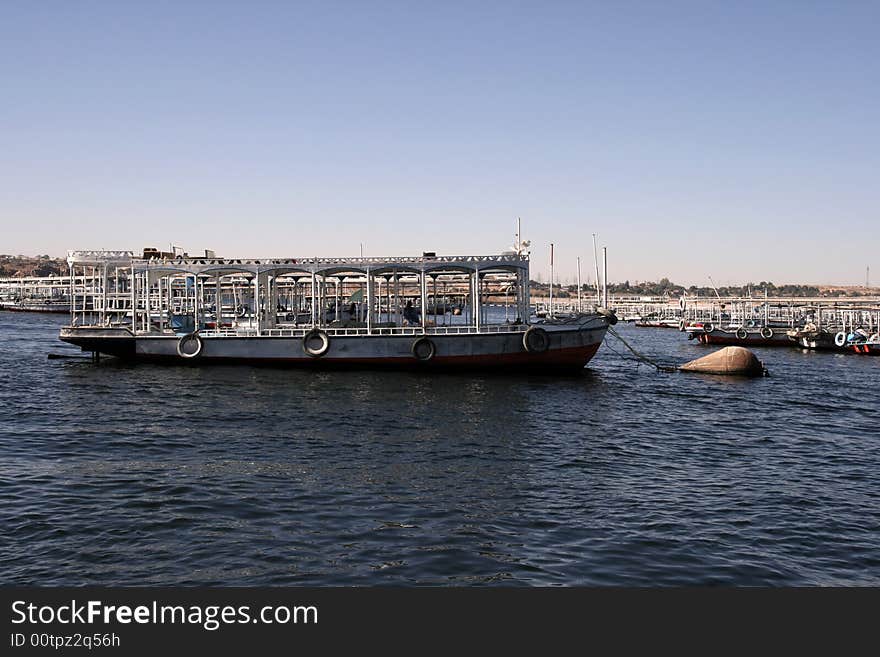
<box><xmin>523</xmin><ymin>327</ymin><xmax>550</xmax><ymax>353</ymax></box>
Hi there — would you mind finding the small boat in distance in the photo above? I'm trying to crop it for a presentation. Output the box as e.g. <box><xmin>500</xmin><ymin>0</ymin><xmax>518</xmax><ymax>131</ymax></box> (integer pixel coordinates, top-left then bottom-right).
<box><xmin>634</xmin><ymin>314</ymin><xmax>680</xmax><ymax>329</ymax></box>
<box><xmin>60</xmin><ymin>249</ymin><xmax>615</xmax><ymax>372</ymax></box>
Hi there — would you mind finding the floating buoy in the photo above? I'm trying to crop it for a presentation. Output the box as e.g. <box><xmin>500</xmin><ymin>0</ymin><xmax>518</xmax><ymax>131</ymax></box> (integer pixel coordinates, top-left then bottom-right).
<box><xmin>679</xmin><ymin>346</ymin><xmax>767</xmax><ymax>377</ymax></box>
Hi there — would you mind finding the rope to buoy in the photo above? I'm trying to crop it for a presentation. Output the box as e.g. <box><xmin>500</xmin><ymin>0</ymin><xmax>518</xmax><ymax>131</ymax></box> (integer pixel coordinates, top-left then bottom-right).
<box><xmin>605</xmin><ymin>326</ymin><xmax>679</xmax><ymax>373</ymax></box>
<box><xmin>600</xmin><ymin>332</ymin><xmax>643</xmax><ymax>365</ymax></box>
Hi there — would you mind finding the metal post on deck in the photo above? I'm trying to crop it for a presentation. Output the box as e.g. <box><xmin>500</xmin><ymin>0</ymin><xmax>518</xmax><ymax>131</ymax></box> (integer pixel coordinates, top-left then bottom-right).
<box><xmin>310</xmin><ymin>269</ymin><xmax>316</xmax><ymax>327</ymax></box>
<box><xmin>167</xmin><ymin>274</ymin><xmax>173</xmax><ymax>329</ymax></box>
<box><xmin>253</xmin><ymin>272</ymin><xmax>260</xmax><ymax>333</ymax></box>
<box><xmin>68</xmin><ymin>262</ymin><xmax>75</xmax><ymax>325</ymax></box>
<box><xmin>375</xmin><ymin>277</ymin><xmax>382</xmax><ymax>325</ymax></box>
<box><xmin>195</xmin><ymin>274</ymin><xmax>202</xmax><ymax>334</ymax></box>
<box><xmin>143</xmin><ymin>271</ymin><xmax>150</xmax><ymax>332</ymax></box>
<box><xmin>393</xmin><ymin>271</ymin><xmax>399</xmax><ymax>325</ymax></box>
<box><xmin>474</xmin><ymin>269</ymin><xmax>481</xmax><ymax>332</ymax></box>
<box><xmin>366</xmin><ymin>267</ymin><xmax>373</xmax><ymax>334</ymax></box>
<box><xmin>101</xmin><ymin>263</ymin><xmax>108</xmax><ymax>326</ymax></box>
<box><xmin>157</xmin><ymin>276</ymin><xmax>163</xmax><ymax>332</ymax></box>
<box><xmin>216</xmin><ymin>274</ymin><xmax>222</xmax><ymax>330</ymax></box>
<box><xmin>432</xmin><ymin>274</ymin><xmax>437</xmax><ymax>323</ymax></box>
<box><xmin>420</xmin><ymin>269</ymin><xmax>427</xmax><ymax>332</ymax></box>
<box><xmin>549</xmin><ymin>243</ymin><xmax>554</xmax><ymax>319</ymax></box>
<box><xmin>577</xmin><ymin>256</ymin><xmax>582</xmax><ymax>313</ymax></box>
<box><xmin>387</xmin><ymin>276</ymin><xmax>392</xmax><ymax>326</ymax></box>
<box><xmin>130</xmin><ymin>267</ymin><xmax>136</xmax><ymax>333</ymax></box>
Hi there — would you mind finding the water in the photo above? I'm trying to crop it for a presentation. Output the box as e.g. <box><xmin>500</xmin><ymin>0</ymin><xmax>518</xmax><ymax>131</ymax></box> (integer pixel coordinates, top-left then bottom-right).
<box><xmin>1</xmin><ymin>312</ymin><xmax>878</xmax><ymax>585</ymax></box>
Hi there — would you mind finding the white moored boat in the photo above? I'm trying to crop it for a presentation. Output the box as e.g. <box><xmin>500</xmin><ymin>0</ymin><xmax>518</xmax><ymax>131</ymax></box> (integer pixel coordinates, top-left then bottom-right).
<box><xmin>60</xmin><ymin>248</ymin><xmax>614</xmax><ymax>372</ymax></box>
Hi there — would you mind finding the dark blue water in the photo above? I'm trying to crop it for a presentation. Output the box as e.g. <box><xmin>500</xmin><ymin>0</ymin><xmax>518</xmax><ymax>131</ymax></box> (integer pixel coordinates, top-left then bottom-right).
<box><xmin>2</xmin><ymin>312</ymin><xmax>878</xmax><ymax>585</ymax></box>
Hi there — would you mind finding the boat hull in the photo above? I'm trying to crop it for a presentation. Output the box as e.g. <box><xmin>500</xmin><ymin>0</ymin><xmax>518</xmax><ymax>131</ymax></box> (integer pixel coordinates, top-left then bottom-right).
<box><xmin>60</xmin><ymin>324</ymin><xmax>608</xmax><ymax>372</ymax></box>
<box><xmin>792</xmin><ymin>333</ymin><xmax>880</xmax><ymax>354</ymax></box>
<box><xmin>848</xmin><ymin>343</ymin><xmax>880</xmax><ymax>355</ymax></box>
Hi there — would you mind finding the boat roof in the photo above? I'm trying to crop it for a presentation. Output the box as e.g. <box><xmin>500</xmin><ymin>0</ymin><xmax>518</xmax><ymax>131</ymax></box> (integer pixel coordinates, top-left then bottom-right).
<box><xmin>66</xmin><ymin>250</ymin><xmax>529</xmax><ymax>275</ymax></box>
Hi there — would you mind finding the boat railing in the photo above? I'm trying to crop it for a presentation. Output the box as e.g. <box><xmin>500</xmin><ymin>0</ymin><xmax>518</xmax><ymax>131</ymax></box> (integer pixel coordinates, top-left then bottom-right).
<box><xmin>196</xmin><ymin>324</ymin><xmax>529</xmax><ymax>339</ymax></box>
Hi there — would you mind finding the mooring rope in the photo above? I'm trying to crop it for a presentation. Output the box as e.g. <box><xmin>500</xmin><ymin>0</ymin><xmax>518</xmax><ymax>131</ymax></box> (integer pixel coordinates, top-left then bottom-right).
<box><xmin>605</xmin><ymin>326</ymin><xmax>679</xmax><ymax>373</ymax></box>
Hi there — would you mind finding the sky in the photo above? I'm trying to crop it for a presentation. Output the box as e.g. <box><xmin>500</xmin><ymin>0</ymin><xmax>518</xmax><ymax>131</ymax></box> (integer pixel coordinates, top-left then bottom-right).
<box><xmin>1</xmin><ymin>1</ymin><xmax>877</xmax><ymax>286</ymax></box>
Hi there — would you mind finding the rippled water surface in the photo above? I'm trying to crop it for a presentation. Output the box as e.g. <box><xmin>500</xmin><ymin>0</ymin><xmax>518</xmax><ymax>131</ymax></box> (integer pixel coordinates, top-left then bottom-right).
<box><xmin>2</xmin><ymin>312</ymin><xmax>878</xmax><ymax>585</ymax></box>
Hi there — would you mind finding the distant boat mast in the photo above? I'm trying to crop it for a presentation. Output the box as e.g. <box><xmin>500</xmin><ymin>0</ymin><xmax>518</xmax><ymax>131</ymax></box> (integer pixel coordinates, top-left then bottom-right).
<box><xmin>707</xmin><ymin>275</ymin><xmax>722</xmax><ymax>301</ymax></box>
<box><xmin>513</xmin><ymin>217</ymin><xmax>530</xmax><ymax>255</ymax></box>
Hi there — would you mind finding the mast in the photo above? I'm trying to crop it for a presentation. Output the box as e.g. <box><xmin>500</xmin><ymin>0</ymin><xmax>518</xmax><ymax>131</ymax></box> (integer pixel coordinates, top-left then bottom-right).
<box><xmin>602</xmin><ymin>246</ymin><xmax>608</xmax><ymax>309</ymax></box>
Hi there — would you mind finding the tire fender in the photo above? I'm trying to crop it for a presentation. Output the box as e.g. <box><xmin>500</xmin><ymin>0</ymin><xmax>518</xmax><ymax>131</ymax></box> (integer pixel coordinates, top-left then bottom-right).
<box><xmin>523</xmin><ymin>326</ymin><xmax>550</xmax><ymax>353</ymax></box>
<box><xmin>177</xmin><ymin>333</ymin><xmax>203</xmax><ymax>359</ymax></box>
<box><xmin>411</xmin><ymin>337</ymin><xmax>436</xmax><ymax>361</ymax></box>
<box><xmin>302</xmin><ymin>329</ymin><xmax>331</xmax><ymax>357</ymax></box>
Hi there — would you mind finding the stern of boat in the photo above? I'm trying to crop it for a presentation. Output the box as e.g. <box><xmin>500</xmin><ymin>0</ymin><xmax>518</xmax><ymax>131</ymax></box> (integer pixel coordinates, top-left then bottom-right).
<box><xmin>59</xmin><ymin>326</ymin><xmax>136</xmax><ymax>359</ymax></box>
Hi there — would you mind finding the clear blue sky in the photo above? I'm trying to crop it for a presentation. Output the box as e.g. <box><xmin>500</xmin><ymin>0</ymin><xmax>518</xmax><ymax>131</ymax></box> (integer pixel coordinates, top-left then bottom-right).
<box><xmin>1</xmin><ymin>1</ymin><xmax>877</xmax><ymax>285</ymax></box>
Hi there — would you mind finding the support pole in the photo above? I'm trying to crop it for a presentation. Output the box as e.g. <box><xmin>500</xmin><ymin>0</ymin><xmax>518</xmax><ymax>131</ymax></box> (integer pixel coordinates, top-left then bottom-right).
<box><xmin>101</xmin><ymin>263</ymin><xmax>108</xmax><ymax>326</ymax></box>
<box><xmin>68</xmin><ymin>262</ymin><xmax>74</xmax><ymax>325</ymax></box>
<box><xmin>216</xmin><ymin>274</ymin><xmax>222</xmax><ymax>329</ymax></box>
<box><xmin>310</xmin><ymin>270</ymin><xmax>316</xmax><ymax>326</ymax></box>
<box><xmin>253</xmin><ymin>272</ymin><xmax>260</xmax><ymax>333</ymax></box>
<box><xmin>366</xmin><ymin>268</ymin><xmax>373</xmax><ymax>334</ymax></box>
<box><xmin>474</xmin><ymin>270</ymin><xmax>481</xmax><ymax>331</ymax></box>
<box><xmin>130</xmin><ymin>267</ymin><xmax>136</xmax><ymax>333</ymax></box>
<box><xmin>420</xmin><ymin>269</ymin><xmax>427</xmax><ymax>332</ymax></box>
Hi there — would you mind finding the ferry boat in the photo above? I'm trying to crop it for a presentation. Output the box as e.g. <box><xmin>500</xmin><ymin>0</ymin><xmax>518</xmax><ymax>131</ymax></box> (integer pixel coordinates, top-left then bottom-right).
<box><xmin>0</xmin><ymin>276</ymin><xmax>71</xmax><ymax>313</ymax></box>
<box><xmin>788</xmin><ymin>324</ymin><xmax>880</xmax><ymax>355</ymax></box>
<box><xmin>684</xmin><ymin>321</ymin><xmax>795</xmax><ymax>347</ymax></box>
<box><xmin>59</xmin><ymin>249</ymin><xmax>615</xmax><ymax>372</ymax></box>
<box><xmin>0</xmin><ymin>297</ymin><xmax>70</xmax><ymax>313</ymax></box>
